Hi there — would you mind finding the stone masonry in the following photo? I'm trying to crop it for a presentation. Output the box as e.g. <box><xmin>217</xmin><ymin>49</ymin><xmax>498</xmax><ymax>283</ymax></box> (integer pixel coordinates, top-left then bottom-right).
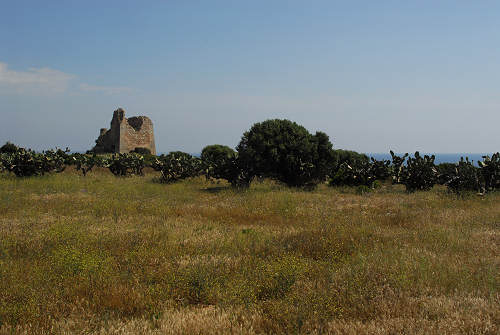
<box><xmin>92</xmin><ymin>108</ymin><xmax>156</xmax><ymax>155</ymax></box>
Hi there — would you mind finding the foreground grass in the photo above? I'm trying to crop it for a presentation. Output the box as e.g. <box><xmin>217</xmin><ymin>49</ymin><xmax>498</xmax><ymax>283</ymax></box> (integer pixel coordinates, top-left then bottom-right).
<box><xmin>0</xmin><ymin>170</ymin><xmax>498</xmax><ymax>334</ymax></box>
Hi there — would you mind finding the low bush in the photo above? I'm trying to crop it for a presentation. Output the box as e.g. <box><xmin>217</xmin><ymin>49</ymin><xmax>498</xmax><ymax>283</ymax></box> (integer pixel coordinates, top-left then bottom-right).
<box><xmin>151</xmin><ymin>151</ymin><xmax>202</xmax><ymax>183</ymax></box>
<box><xmin>389</xmin><ymin>151</ymin><xmax>409</xmax><ymax>184</ymax></box>
<box><xmin>201</xmin><ymin>145</ymin><xmax>237</xmax><ymax>180</ymax></box>
<box><xmin>444</xmin><ymin>157</ymin><xmax>481</xmax><ymax>194</ymax></box>
<box><xmin>329</xmin><ymin>158</ymin><xmax>390</xmax><ymax>188</ymax></box>
<box><xmin>104</xmin><ymin>153</ymin><xmax>146</xmax><ymax>176</ymax></box>
<box><xmin>200</xmin><ymin>145</ymin><xmax>251</xmax><ymax>187</ymax></box>
<box><xmin>329</xmin><ymin>160</ymin><xmax>375</xmax><ymax>187</ymax></box>
<box><xmin>330</xmin><ymin>149</ymin><xmax>369</xmax><ymax>176</ymax></box>
<box><xmin>370</xmin><ymin>157</ymin><xmax>391</xmax><ymax>181</ymax></box>
<box><xmin>0</xmin><ymin>148</ymin><xmax>67</xmax><ymax>177</ymax></box>
<box><xmin>400</xmin><ymin>152</ymin><xmax>438</xmax><ymax>192</ymax></box>
<box><xmin>69</xmin><ymin>153</ymin><xmax>104</xmax><ymax>176</ymax></box>
<box><xmin>436</xmin><ymin>162</ymin><xmax>457</xmax><ymax>185</ymax></box>
<box><xmin>478</xmin><ymin>152</ymin><xmax>500</xmax><ymax>192</ymax></box>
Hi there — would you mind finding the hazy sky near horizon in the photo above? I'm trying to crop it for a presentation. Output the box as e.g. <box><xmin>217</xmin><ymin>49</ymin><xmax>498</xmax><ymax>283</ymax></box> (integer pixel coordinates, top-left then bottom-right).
<box><xmin>1</xmin><ymin>0</ymin><xmax>499</xmax><ymax>153</ymax></box>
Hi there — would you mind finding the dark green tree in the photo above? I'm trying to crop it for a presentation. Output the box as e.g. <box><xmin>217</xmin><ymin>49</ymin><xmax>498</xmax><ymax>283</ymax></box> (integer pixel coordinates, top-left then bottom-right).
<box><xmin>236</xmin><ymin>119</ymin><xmax>335</xmax><ymax>187</ymax></box>
<box><xmin>0</xmin><ymin>141</ymin><xmax>19</xmax><ymax>154</ymax></box>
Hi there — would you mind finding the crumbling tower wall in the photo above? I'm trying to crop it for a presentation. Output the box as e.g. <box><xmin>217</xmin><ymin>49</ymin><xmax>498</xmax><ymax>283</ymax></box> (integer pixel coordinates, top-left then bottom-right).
<box><xmin>92</xmin><ymin>108</ymin><xmax>156</xmax><ymax>155</ymax></box>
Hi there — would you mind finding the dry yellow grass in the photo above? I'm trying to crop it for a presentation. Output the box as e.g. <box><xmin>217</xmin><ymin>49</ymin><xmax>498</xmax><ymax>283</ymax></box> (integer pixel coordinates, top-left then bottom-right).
<box><xmin>0</xmin><ymin>170</ymin><xmax>498</xmax><ymax>334</ymax></box>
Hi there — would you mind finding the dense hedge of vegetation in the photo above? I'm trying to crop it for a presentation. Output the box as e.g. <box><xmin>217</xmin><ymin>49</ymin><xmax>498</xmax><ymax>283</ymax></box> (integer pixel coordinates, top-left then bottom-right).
<box><xmin>1</xmin><ymin>118</ymin><xmax>500</xmax><ymax>194</ymax></box>
<box><xmin>0</xmin><ymin>147</ymin><xmax>67</xmax><ymax>177</ymax></box>
<box><xmin>106</xmin><ymin>153</ymin><xmax>146</xmax><ymax>176</ymax></box>
<box><xmin>151</xmin><ymin>151</ymin><xmax>202</xmax><ymax>183</ymax></box>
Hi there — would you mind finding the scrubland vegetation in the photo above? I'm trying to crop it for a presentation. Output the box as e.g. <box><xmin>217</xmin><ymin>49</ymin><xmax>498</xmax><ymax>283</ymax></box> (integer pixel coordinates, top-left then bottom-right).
<box><xmin>0</xmin><ymin>169</ymin><xmax>498</xmax><ymax>334</ymax></box>
<box><xmin>1</xmin><ymin>118</ymin><xmax>499</xmax><ymax>334</ymax></box>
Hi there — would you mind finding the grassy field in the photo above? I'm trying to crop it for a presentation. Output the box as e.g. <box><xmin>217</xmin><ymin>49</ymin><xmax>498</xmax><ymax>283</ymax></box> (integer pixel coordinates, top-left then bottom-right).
<box><xmin>0</xmin><ymin>169</ymin><xmax>498</xmax><ymax>334</ymax></box>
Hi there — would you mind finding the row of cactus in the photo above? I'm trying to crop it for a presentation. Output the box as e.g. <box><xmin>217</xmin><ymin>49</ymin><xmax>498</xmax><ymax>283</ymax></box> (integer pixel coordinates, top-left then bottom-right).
<box><xmin>70</xmin><ymin>153</ymin><xmax>102</xmax><ymax>176</ymax></box>
<box><xmin>0</xmin><ymin>148</ymin><xmax>67</xmax><ymax>177</ymax></box>
<box><xmin>443</xmin><ymin>158</ymin><xmax>481</xmax><ymax>194</ymax></box>
<box><xmin>151</xmin><ymin>152</ymin><xmax>202</xmax><ymax>183</ymax></box>
<box><xmin>105</xmin><ymin>153</ymin><xmax>146</xmax><ymax>176</ymax></box>
<box><xmin>330</xmin><ymin>160</ymin><xmax>376</xmax><ymax>187</ymax></box>
<box><xmin>328</xmin><ymin>150</ymin><xmax>500</xmax><ymax>194</ymax></box>
<box><xmin>0</xmin><ymin>146</ymin><xmax>148</xmax><ymax>178</ymax></box>
<box><xmin>1</xmin><ymin>142</ymin><xmax>500</xmax><ymax>194</ymax></box>
<box><xmin>67</xmin><ymin>152</ymin><xmax>146</xmax><ymax>177</ymax></box>
<box><xmin>329</xmin><ymin>157</ymin><xmax>391</xmax><ymax>188</ymax></box>
<box><xmin>398</xmin><ymin>152</ymin><xmax>439</xmax><ymax>192</ymax></box>
<box><xmin>391</xmin><ymin>151</ymin><xmax>500</xmax><ymax>194</ymax></box>
<box><xmin>479</xmin><ymin>153</ymin><xmax>500</xmax><ymax>192</ymax></box>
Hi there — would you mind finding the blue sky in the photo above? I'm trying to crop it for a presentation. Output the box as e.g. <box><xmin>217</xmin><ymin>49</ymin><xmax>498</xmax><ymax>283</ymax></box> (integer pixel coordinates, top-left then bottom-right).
<box><xmin>1</xmin><ymin>0</ymin><xmax>499</xmax><ymax>153</ymax></box>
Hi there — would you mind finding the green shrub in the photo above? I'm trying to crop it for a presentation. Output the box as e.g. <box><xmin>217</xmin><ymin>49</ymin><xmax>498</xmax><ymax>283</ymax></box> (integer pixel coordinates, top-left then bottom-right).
<box><xmin>370</xmin><ymin>157</ymin><xmax>391</xmax><ymax>181</ymax></box>
<box><xmin>329</xmin><ymin>158</ymin><xmax>389</xmax><ymax>188</ymax></box>
<box><xmin>330</xmin><ymin>149</ymin><xmax>369</xmax><ymax>175</ymax></box>
<box><xmin>141</xmin><ymin>154</ymin><xmax>157</xmax><ymax>167</ymax></box>
<box><xmin>0</xmin><ymin>142</ymin><xmax>19</xmax><ymax>154</ymax></box>
<box><xmin>151</xmin><ymin>151</ymin><xmax>202</xmax><ymax>183</ymax></box>
<box><xmin>389</xmin><ymin>151</ymin><xmax>409</xmax><ymax>184</ymax></box>
<box><xmin>0</xmin><ymin>148</ymin><xmax>67</xmax><ymax>177</ymax></box>
<box><xmin>104</xmin><ymin>153</ymin><xmax>145</xmax><ymax>176</ymax></box>
<box><xmin>437</xmin><ymin>162</ymin><xmax>457</xmax><ymax>185</ymax></box>
<box><xmin>400</xmin><ymin>151</ymin><xmax>438</xmax><ymax>192</ymax></box>
<box><xmin>329</xmin><ymin>160</ymin><xmax>375</xmax><ymax>187</ymax></box>
<box><xmin>236</xmin><ymin>119</ymin><xmax>335</xmax><ymax>188</ymax></box>
<box><xmin>200</xmin><ymin>145</ymin><xmax>250</xmax><ymax>187</ymax></box>
<box><xmin>131</xmin><ymin>147</ymin><xmax>151</xmax><ymax>155</ymax></box>
<box><xmin>478</xmin><ymin>152</ymin><xmax>500</xmax><ymax>192</ymax></box>
<box><xmin>445</xmin><ymin>158</ymin><xmax>481</xmax><ymax>194</ymax></box>
<box><xmin>201</xmin><ymin>144</ymin><xmax>237</xmax><ymax>180</ymax></box>
<box><xmin>69</xmin><ymin>153</ymin><xmax>101</xmax><ymax>176</ymax></box>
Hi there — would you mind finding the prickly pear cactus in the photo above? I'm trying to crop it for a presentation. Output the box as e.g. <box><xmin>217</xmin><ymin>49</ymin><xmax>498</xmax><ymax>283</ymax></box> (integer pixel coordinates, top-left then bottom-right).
<box><xmin>104</xmin><ymin>153</ymin><xmax>145</xmax><ymax>176</ymax></box>
<box><xmin>151</xmin><ymin>151</ymin><xmax>202</xmax><ymax>183</ymax></box>
<box><xmin>329</xmin><ymin>160</ymin><xmax>374</xmax><ymax>187</ymax></box>
<box><xmin>478</xmin><ymin>152</ymin><xmax>500</xmax><ymax>192</ymax></box>
<box><xmin>445</xmin><ymin>157</ymin><xmax>481</xmax><ymax>194</ymax></box>
<box><xmin>370</xmin><ymin>157</ymin><xmax>391</xmax><ymax>181</ymax></box>
<box><xmin>400</xmin><ymin>151</ymin><xmax>438</xmax><ymax>192</ymax></box>
<box><xmin>389</xmin><ymin>151</ymin><xmax>409</xmax><ymax>184</ymax></box>
<box><xmin>0</xmin><ymin>147</ymin><xmax>67</xmax><ymax>177</ymax></box>
<box><xmin>70</xmin><ymin>153</ymin><xmax>101</xmax><ymax>176</ymax></box>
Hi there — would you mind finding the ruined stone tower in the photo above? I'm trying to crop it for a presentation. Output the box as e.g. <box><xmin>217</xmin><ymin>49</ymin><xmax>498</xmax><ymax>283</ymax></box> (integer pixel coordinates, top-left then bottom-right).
<box><xmin>92</xmin><ymin>108</ymin><xmax>156</xmax><ymax>155</ymax></box>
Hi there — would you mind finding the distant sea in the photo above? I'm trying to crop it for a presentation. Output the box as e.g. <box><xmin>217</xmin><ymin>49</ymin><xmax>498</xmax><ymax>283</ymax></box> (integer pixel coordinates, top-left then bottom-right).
<box><xmin>368</xmin><ymin>153</ymin><xmax>491</xmax><ymax>165</ymax></box>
